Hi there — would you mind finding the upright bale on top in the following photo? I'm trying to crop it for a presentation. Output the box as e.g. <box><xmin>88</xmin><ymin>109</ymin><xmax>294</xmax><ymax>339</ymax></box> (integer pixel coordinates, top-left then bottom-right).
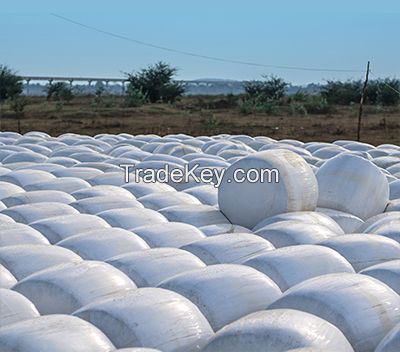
<box><xmin>218</xmin><ymin>150</ymin><xmax>318</xmax><ymax>228</ymax></box>
<box><xmin>316</xmin><ymin>154</ymin><xmax>389</xmax><ymax>220</ymax></box>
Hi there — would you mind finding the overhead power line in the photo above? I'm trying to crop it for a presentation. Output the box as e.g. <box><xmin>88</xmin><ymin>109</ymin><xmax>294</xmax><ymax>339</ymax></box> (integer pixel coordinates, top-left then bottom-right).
<box><xmin>51</xmin><ymin>13</ymin><xmax>365</xmax><ymax>74</ymax></box>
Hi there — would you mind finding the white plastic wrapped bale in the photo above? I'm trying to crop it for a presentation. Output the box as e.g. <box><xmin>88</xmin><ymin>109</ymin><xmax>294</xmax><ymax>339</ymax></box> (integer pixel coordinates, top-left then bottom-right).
<box><xmin>244</xmin><ymin>244</ymin><xmax>354</xmax><ymax>291</ymax></box>
<box><xmin>107</xmin><ymin>248</ymin><xmax>205</xmax><ymax>287</ymax></box>
<box><xmin>0</xmin><ymin>244</ymin><xmax>81</xmax><ymax>280</ymax></box>
<box><xmin>159</xmin><ymin>204</ymin><xmax>230</xmax><ymax>227</ymax></box>
<box><xmin>0</xmin><ymin>223</ymin><xmax>49</xmax><ymax>246</ymax></box>
<box><xmin>252</xmin><ymin>211</ymin><xmax>344</xmax><ymax>234</ymax></box>
<box><xmin>0</xmin><ymin>315</ymin><xmax>115</xmax><ymax>352</ymax></box>
<box><xmin>138</xmin><ymin>192</ymin><xmax>201</xmax><ymax>211</ymax></box>
<box><xmin>132</xmin><ymin>222</ymin><xmax>206</xmax><ymax>248</ymax></box>
<box><xmin>0</xmin><ymin>214</ymin><xmax>15</xmax><ymax>224</ymax></box>
<box><xmin>254</xmin><ymin>220</ymin><xmax>338</xmax><ymax>248</ymax></box>
<box><xmin>181</xmin><ymin>233</ymin><xmax>275</xmax><ymax>264</ymax></box>
<box><xmin>0</xmin><ymin>169</ymin><xmax>56</xmax><ymax>187</ymax></box>
<box><xmin>375</xmin><ymin>322</ymin><xmax>400</xmax><ymax>352</ymax></box>
<box><xmin>0</xmin><ymin>264</ymin><xmax>17</xmax><ymax>288</ymax></box>
<box><xmin>71</xmin><ymin>185</ymin><xmax>136</xmax><ymax>200</ymax></box>
<box><xmin>201</xmin><ymin>309</ymin><xmax>353</xmax><ymax>352</ymax></box>
<box><xmin>183</xmin><ymin>185</ymin><xmax>218</xmax><ymax>206</ymax></box>
<box><xmin>199</xmin><ymin>223</ymin><xmax>252</xmax><ymax>236</ymax></box>
<box><xmin>97</xmin><ymin>207</ymin><xmax>168</xmax><ymax>230</ymax></box>
<box><xmin>0</xmin><ymin>288</ymin><xmax>40</xmax><ymax>327</ymax></box>
<box><xmin>158</xmin><ymin>264</ymin><xmax>281</xmax><ymax>331</ymax></box>
<box><xmin>0</xmin><ymin>181</ymin><xmax>25</xmax><ymax>200</ymax></box>
<box><xmin>316</xmin><ymin>154</ymin><xmax>389</xmax><ymax>220</ymax></box>
<box><xmin>269</xmin><ymin>273</ymin><xmax>400</xmax><ymax>352</ymax></box>
<box><xmin>2</xmin><ymin>151</ymin><xmax>48</xmax><ymax>164</ymax></box>
<box><xmin>359</xmin><ymin>260</ymin><xmax>400</xmax><ymax>294</ymax></box>
<box><xmin>25</xmin><ymin>177</ymin><xmax>91</xmax><ymax>193</ymax></box>
<box><xmin>1</xmin><ymin>202</ymin><xmax>79</xmax><ymax>224</ymax></box>
<box><xmin>358</xmin><ymin>211</ymin><xmax>400</xmax><ymax>233</ymax></box>
<box><xmin>316</xmin><ymin>207</ymin><xmax>364</xmax><ymax>233</ymax></box>
<box><xmin>89</xmin><ymin>171</ymin><xmax>129</xmax><ymax>186</ymax></box>
<box><xmin>218</xmin><ymin>150</ymin><xmax>318</xmax><ymax>228</ymax></box>
<box><xmin>52</xmin><ymin>167</ymin><xmax>104</xmax><ymax>181</ymax></box>
<box><xmin>318</xmin><ymin>234</ymin><xmax>400</xmax><ymax>272</ymax></box>
<box><xmin>13</xmin><ymin>261</ymin><xmax>136</xmax><ymax>314</ymax></box>
<box><xmin>1</xmin><ymin>190</ymin><xmax>75</xmax><ymax>207</ymax></box>
<box><xmin>57</xmin><ymin>228</ymin><xmax>149</xmax><ymax>261</ymax></box>
<box><xmin>30</xmin><ymin>214</ymin><xmax>111</xmax><ymax>244</ymax></box>
<box><xmin>122</xmin><ymin>181</ymin><xmax>175</xmax><ymax>198</ymax></box>
<box><xmin>74</xmin><ymin>287</ymin><xmax>213</xmax><ymax>351</ymax></box>
<box><xmin>71</xmin><ymin>196</ymin><xmax>144</xmax><ymax>214</ymax></box>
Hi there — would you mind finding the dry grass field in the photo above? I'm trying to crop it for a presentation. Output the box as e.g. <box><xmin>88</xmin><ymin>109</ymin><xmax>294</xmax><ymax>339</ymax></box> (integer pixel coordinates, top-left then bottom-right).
<box><xmin>1</xmin><ymin>96</ymin><xmax>399</xmax><ymax>145</ymax></box>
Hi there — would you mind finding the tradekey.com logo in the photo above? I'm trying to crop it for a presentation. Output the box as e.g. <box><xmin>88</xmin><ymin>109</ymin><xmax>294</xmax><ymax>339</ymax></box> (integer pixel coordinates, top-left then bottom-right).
<box><xmin>120</xmin><ymin>163</ymin><xmax>280</xmax><ymax>188</ymax></box>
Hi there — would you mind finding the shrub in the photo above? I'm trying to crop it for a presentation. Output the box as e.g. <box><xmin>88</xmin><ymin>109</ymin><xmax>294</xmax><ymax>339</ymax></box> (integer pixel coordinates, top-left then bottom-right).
<box><xmin>124</xmin><ymin>85</ymin><xmax>147</xmax><ymax>107</ymax></box>
<box><xmin>244</xmin><ymin>75</ymin><xmax>288</xmax><ymax>102</ymax></box>
<box><xmin>321</xmin><ymin>80</ymin><xmax>362</xmax><ymax>105</ymax></box>
<box><xmin>126</xmin><ymin>62</ymin><xmax>185</xmax><ymax>103</ymax></box>
<box><xmin>46</xmin><ymin>82</ymin><xmax>74</xmax><ymax>102</ymax></box>
<box><xmin>376</xmin><ymin>78</ymin><xmax>400</xmax><ymax>106</ymax></box>
<box><xmin>0</xmin><ymin>65</ymin><xmax>23</xmax><ymax>105</ymax></box>
<box><xmin>303</xmin><ymin>95</ymin><xmax>331</xmax><ymax>114</ymax></box>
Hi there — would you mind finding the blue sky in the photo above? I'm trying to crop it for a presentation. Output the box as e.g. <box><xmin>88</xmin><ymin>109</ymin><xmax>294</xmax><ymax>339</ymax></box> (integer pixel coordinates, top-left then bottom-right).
<box><xmin>1</xmin><ymin>1</ymin><xmax>399</xmax><ymax>84</ymax></box>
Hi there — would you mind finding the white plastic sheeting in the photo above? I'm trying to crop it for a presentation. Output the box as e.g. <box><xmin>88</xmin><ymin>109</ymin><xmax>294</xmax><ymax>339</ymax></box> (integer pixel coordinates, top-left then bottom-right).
<box><xmin>159</xmin><ymin>204</ymin><xmax>230</xmax><ymax>227</ymax></box>
<box><xmin>107</xmin><ymin>248</ymin><xmax>206</xmax><ymax>287</ymax></box>
<box><xmin>0</xmin><ymin>264</ymin><xmax>17</xmax><ymax>288</ymax></box>
<box><xmin>319</xmin><ymin>234</ymin><xmax>400</xmax><ymax>272</ymax></box>
<box><xmin>359</xmin><ymin>260</ymin><xmax>400</xmax><ymax>294</ymax></box>
<box><xmin>70</xmin><ymin>196</ymin><xmax>144</xmax><ymax>214</ymax></box>
<box><xmin>252</xmin><ymin>211</ymin><xmax>344</xmax><ymax>234</ymax></box>
<box><xmin>74</xmin><ymin>288</ymin><xmax>214</xmax><ymax>351</ymax></box>
<box><xmin>201</xmin><ymin>309</ymin><xmax>353</xmax><ymax>352</ymax></box>
<box><xmin>57</xmin><ymin>228</ymin><xmax>149</xmax><ymax>260</ymax></box>
<box><xmin>0</xmin><ymin>244</ymin><xmax>82</xmax><ymax>280</ymax></box>
<box><xmin>0</xmin><ymin>288</ymin><xmax>40</xmax><ymax>327</ymax></box>
<box><xmin>132</xmin><ymin>222</ymin><xmax>206</xmax><ymax>248</ymax></box>
<box><xmin>254</xmin><ymin>220</ymin><xmax>338</xmax><ymax>248</ymax></box>
<box><xmin>13</xmin><ymin>261</ymin><xmax>136</xmax><ymax>314</ymax></box>
<box><xmin>316</xmin><ymin>207</ymin><xmax>364</xmax><ymax>233</ymax></box>
<box><xmin>98</xmin><ymin>207</ymin><xmax>168</xmax><ymax>230</ymax></box>
<box><xmin>316</xmin><ymin>154</ymin><xmax>389</xmax><ymax>220</ymax></box>
<box><xmin>159</xmin><ymin>264</ymin><xmax>282</xmax><ymax>331</ymax></box>
<box><xmin>244</xmin><ymin>244</ymin><xmax>354</xmax><ymax>291</ymax></box>
<box><xmin>1</xmin><ymin>190</ymin><xmax>75</xmax><ymax>207</ymax></box>
<box><xmin>375</xmin><ymin>322</ymin><xmax>400</xmax><ymax>352</ymax></box>
<box><xmin>218</xmin><ymin>150</ymin><xmax>318</xmax><ymax>228</ymax></box>
<box><xmin>269</xmin><ymin>273</ymin><xmax>400</xmax><ymax>352</ymax></box>
<box><xmin>30</xmin><ymin>214</ymin><xmax>111</xmax><ymax>244</ymax></box>
<box><xmin>1</xmin><ymin>202</ymin><xmax>79</xmax><ymax>224</ymax></box>
<box><xmin>181</xmin><ymin>233</ymin><xmax>275</xmax><ymax>264</ymax></box>
<box><xmin>0</xmin><ymin>222</ymin><xmax>49</xmax><ymax>246</ymax></box>
<box><xmin>0</xmin><ymin>315</ymin><xmax>115</xmax><ymax>352</ymax></box>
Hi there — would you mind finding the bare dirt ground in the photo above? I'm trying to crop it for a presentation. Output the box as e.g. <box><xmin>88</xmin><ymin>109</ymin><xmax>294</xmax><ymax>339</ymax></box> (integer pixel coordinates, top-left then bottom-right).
<box><xmin>1</xmin><ymin>96</ymin><xmax>399</xmax><ymax>145</ymax></box>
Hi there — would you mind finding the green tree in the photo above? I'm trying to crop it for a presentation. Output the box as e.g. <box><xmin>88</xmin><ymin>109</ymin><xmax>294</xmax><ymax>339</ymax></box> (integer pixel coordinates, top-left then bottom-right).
<box><xmin>0</xmin><ymin>65</ymin><xmax>23</xmax><ymax>106</ymax></box>
<box><xmin>126</xmin><ymin>62</ymin><xmax>185</xmax><ymax>103</ymax></box>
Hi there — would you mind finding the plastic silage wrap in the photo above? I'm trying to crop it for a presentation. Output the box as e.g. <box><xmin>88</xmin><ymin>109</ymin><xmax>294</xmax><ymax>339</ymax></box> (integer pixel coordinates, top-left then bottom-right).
<box><xmin>0</xmin><ymin>315</ymin><xmax>115</xmax><ymax>352</ymax></box>
<box><xmin>158</xmin><ymin>264</ymin><xmax>281</xmax><ymax>331</ymax></box>
<box><xmin>107</xmin><ymin>247</ymin><xmax>205</xmax><ymax>287</ymax></box>
<box><xmin>13</xmin><ymin>261</ymin><xmax>136</xmax><ymax>314</ymax></box>
<box><xmin>269</xmin><ymin>273</ymin><xmax>400</xmax><ymax>352</ymax></box>
<box><xmin>74</xmin><ymin>287</ymin><xmax>214</xmax><ymax>351</ymax></box>
<box><xmin>218</xmin><ymin>149</ymin><xmax>318</xmax><ymax>228</ymax></box>
<box><xmin>201</xmin><ymin>309</ymin><xmax>353</xmax><ymax>352</ymax></box>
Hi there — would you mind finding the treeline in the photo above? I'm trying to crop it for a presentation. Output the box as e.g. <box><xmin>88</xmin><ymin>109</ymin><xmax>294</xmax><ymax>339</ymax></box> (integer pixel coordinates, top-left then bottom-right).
<box><xmin>238</xmin><ymin>76</ymin><xmax>400</xmax><ymax>115</ymax></box>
